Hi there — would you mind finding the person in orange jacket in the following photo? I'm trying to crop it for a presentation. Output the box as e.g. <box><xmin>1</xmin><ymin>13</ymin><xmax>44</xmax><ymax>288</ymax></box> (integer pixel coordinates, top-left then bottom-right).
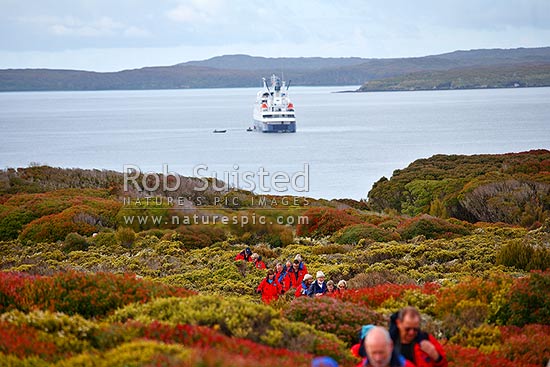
<box><xmin>256</xmin><ymin>269</ymin><xmax>281</xmax><ymax>304</ymax></box>
<box><xmin>390</xmin><ymin>307</ymin><xmax>447</xmax><ymax>367</ymax></box>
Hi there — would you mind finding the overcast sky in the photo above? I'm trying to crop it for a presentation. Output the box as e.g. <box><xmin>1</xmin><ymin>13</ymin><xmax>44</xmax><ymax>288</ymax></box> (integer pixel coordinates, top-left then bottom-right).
<box><xmin>1</xmin><ymin>0</ymin><xmax>549</xmax><ymax>71</ymax></box>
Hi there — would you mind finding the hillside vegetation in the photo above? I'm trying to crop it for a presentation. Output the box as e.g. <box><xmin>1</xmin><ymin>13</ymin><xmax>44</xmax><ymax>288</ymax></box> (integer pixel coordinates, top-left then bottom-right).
<box><xmin>0</xmin><ymin>152</ymin><xmax>549</xmax><ymax>366</ymax></box>
<box><xmin>367</xmin><ymin>149</ymin><xmax>550</xmax><ymax>226</ymax></box>
<box><xmin>357</xmin><ymin>63</ymin><xmax>550</xmax><ymax>91</ymax></box>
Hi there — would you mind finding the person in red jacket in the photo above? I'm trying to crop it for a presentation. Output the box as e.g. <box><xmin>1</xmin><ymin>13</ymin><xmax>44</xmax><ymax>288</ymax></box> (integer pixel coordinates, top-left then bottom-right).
<box><xmin>251</xmin><ymin>253</ymin><xmax>266</xmax><ymax>269</ymax></box>
<box><xmin>295</xmin><ymin>273</ymin><xmax>313</xmax><ymax>298</ymax></box>
<box><xmin>235</xmin><ymin>247</ymin><xmax>253</xmax><ymax>261</ymax></box>
<box><xmin>287</xmin><ymin>259</ymin><xmax>306</xmax><ymax>289</ymax></box>
<box><xmin>326</xmin><ymin>280</ymin><xmax>340</xmax><ymax>295</ymax></box>
<box><xmin>390</xmin><ymin>307</ymin><xmax>447</xmax><ymax>367</ymax></box>
<box><xmin>275</xmin><ymin>262</ymin><xmax>290</xmax><ymax>293</ymax></box>
<box><xmin>294</xmin><ymin>253</ymin><xmax>308</xmax><ymax>273</ymax></box>
<box><xmin>256</xmin><ymin>269</ymin><xmax>281</xmax><ymax>304</ymax></box>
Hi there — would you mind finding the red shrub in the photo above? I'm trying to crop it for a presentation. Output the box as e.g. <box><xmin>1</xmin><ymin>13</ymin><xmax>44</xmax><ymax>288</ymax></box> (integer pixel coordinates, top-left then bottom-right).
<box><xmin>499</xmin><ymin>324</ymin><xmax>550</xmax><ymax>365</ymax></box>
<box><xmin>340</xmin><ymin>284</ymin><xmax>421</xmax><ymax>308</ymax></box>
<box><xmin>503</xmin><ymin>270</ymin><xmax>550</xmax><ymax>326</ymax></box>
<box><xmin>0</xmin><ymin>322</ymin><xmax>57</xmax><ymax>360</ymax></box>
<box><xmin>0</xmin><ymin>271</ymin><xmax>194</xmax><ymax>317</ymax></box>
<box><xmin>0</xmin><ymin>272</ymin><xmax>35</xmax><ymax>312</ymax></box>
<box><xmin>283</xmin><ymin>296</ymin><xmax>385</xmax><ymax>346</ymax></box>
<box><xmin>1</xmin><ymin>189</ymin><xmax>120</xmax><ymax>241</ymax></box>
<box><xmin>141</xmin><ymin>321</ymin><xmax>314</xmax><ymax>366</ymax></box>
<box><xmin>296</xmin><ymin>207</ymin><xmax>363</xmax><ymax>237</ymax></box>
<box><xmin>434</xmin><ymin>275</ymin><xmax>512</xmax><ymax>320</ymax></box>
<box><xmin>445</xmin><ymin>344</ymin><xmax>539</xmax><ymax>367</ymax></box>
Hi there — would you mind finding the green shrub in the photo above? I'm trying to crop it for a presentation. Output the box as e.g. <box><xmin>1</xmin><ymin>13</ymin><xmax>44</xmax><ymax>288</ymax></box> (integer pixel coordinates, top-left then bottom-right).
<box><xmin>115</xmin><ymin>227</ymin><xmax>136</xmax><ymax>248</ymax></box>
<box><xmin>496</xmin><ymin>240</ymin><xmax>550</xmax><ymax>271</ymax></box>
<box><xmin>379</xmin><ymin>289</ymin><xmax>438</xmax><ymax>316</ymax></box>
<box><xmin>63</xmin><ymin>233</ymin><xmax>89</xmax><ymax>253</ymax></box>
<box><xmin>229</xmin><ymin>215</ymin><xmax>293</xmax><ymax>247</ymax></box>
<box><xmin>332</xmin><ymin>223</ymin><xmax>400</xmax><ymax>244</ymax></box>
<box><xmin>89</xmin><ymin>231</ymin><xmax>117</xmax><ymax>248</ymax></box>
<box><xmin>0</xmin><ymin>353</ymin><xmax>50</xmax><ymax>367</ymax></box>
<box><xmin>0</xmin><ymin>209</ymin><xmax>36</xmax><ymax>241</ymax></box>
<box><xmin>0</xmin><ymin>310</ymin><xmax>97</xmax><ymax>354</ymax></box>
<box><xmin>450</xmin><ymin>324</ymin><xmax>502</xmax><ymax>352</ymax></box>
<box><xmin>110</xmin><ymin>295</ymin><xmax>348</xmax><ymax>359</ymax></box>
<box><xmin>398</xmin><ymin>214</ymin><xmax>471</xmax><ymax>240</ymax></box>
<box><xmin>173</xmin><ymin>225</ymin><xmax>226</xmax><ymax>249</ymax></box>
<box><xmin>56</xmin><ymin>340</ymin><xmax>190</xmax><ymax>367</ymax></box>
<box><xmin>110</xmin><ymin>295</ymin><xmax>279</xmax><ymax>340</ymax></box>
<box><xmin>503</xmin><ymin>270</ymin><xmax>550</xmax><ymax>326</ymax></box>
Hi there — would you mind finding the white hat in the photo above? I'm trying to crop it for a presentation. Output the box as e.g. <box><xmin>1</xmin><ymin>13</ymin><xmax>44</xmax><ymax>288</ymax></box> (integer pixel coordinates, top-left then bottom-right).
<box><xmin>316</xmin><ymin>271</ymin><xmax>325</xmax><ymax>278</ymax></box>
<box><xmin>303</xmin><ymin>274</ymin><xmax>313</xmax><ymax>281</ymax></box>
<box><xmin>294</xmin><ymin>254</ymin><xmax>302</xmax><ymax>261</ymax></box>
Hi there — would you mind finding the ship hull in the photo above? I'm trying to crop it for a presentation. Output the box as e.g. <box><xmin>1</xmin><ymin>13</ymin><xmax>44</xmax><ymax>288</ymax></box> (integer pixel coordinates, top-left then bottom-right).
<box><xmin>253</xmin><ymin>120</ymin><xmax>296</xmax><ymax>133</ymax></box>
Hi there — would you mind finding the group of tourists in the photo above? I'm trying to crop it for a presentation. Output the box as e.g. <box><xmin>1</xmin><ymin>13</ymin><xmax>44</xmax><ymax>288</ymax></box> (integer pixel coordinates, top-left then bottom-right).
<box><xmin>236</xmin><ymin>248</ymin><xmax>447</xmax><ymax>367</ymax></box>
<box><xmin>235</xmin><ymin>247</ymin><xmax>347</xmax><ymax>304</ymax></box>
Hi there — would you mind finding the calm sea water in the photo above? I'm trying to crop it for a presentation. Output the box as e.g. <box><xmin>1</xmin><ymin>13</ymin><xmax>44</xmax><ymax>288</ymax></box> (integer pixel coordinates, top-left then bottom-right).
<box><xmin>1</xmin><ymin>86</ymin><xmax>549</xmax><ymax>199</ymax></box>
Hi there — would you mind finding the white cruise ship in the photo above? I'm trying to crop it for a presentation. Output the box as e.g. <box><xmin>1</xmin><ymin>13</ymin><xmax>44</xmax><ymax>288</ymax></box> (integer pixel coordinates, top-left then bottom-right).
<box><xmin>252</xmin><ymin>74</ymin><xmax>296</xmax><ymax>133</ymax></box>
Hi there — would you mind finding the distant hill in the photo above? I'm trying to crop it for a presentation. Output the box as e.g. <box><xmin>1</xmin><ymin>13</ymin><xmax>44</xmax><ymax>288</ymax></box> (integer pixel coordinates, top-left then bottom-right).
<box><xmin>357</xmin><ymin>63</ymin><xmax>550</xmax><ymax>91</ymax></box>
<box><xmin>1</xmin><ymin>47</ymin><xmax>550</xmax><ymax>91</ymax></box>
<box><xmin>183</xmin><ymin>54</ymin><xmax>367</xmax><ymax>71</ymax></box>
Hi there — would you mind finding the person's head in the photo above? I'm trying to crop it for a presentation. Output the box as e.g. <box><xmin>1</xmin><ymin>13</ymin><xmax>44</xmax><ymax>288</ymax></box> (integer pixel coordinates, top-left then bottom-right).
<box><xmin>276</xmin><ymin>263</ymin><xmax>283</xmax><ymax>272</ymax></box>
<box><xmin>285</xmin><ymin>260</ymin><xmax>292</xmax><ymax>268</ymax></box>
<box><xmin>337</xmin><ymin>280</ymin><xmax>347</xmax><ymax>290</ymax></box>
<box><xmin>364</xmin><ymin>326</ymin><xmax>393</xmax><ymax>367</ymax></box>
<box><xmin>303</xmin><ymin>274</ymin><xmax>313</xmax><ymax>284</ymax></box>
<box><xmin>396</xmin><ymin>306</ymin><xmax>421</xmax><ymax>344</ymax></box>
<box><xmin>316</xmin><ymin>271</ymin><xmax>325</xmax><ymax>283</ymax></box>
<box><xmin>245</xmin><ymin>247</ymin><xmax>252</xmax><ymax>256</ymax></box>
<box><xmin>294</xmin><ymin>254</ymin><xmax>302</xmax><ymax>262</ymax></box>
<box><xmin>267</xmin><ymin>269</ymin><xmax>275</xmax><ymax>279</ymax></box>
<box><xmin>327</xmin><ymin>280</ymin><xmax>335</xmax><ymax>291</ymax></box>
<box><xmin>293</xmin><ymin>259</ymin><xmax>300</xmax><ymax>270</ymax></box>
<box><xmin>251</xmin><ymin>253</ymin><xmax>259</xmax><ymax>261</ymax></box>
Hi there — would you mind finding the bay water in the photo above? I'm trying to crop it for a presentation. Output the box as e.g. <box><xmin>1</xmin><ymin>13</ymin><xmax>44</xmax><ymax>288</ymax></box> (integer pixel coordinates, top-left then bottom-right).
<box><xmin>1</xmin><ymin>86</ymin><xmax>549</xmax><ymax>199</ymax></box>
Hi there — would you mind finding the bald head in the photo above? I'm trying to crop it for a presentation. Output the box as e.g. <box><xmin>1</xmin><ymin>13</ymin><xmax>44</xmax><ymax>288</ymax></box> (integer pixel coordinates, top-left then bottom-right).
<box><xmin>364</xmin><ymin>326</ymin><xmax>393</xmax><ymax>367</ymax></box>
